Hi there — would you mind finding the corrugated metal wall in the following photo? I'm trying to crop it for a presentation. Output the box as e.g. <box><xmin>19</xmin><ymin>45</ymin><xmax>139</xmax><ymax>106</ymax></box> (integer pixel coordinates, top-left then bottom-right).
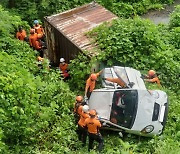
<box><xmin>44</xmin><ymin>20</ymin><xmax>56</xmax><ymax>64</ymax></box>
<box><xmin>44</xmin><ymin>3</ymin><xmax>117</xmax><ymax>66</ymax></box>
<box><xmin>53</xmin><ymin>28</ymin><xmax>81</xmax><ymax>65</ymax></box>
<box><xmin>44</xmin><ymin>18</ymin><xmax>81</xmax><ymax>66</ymax></box>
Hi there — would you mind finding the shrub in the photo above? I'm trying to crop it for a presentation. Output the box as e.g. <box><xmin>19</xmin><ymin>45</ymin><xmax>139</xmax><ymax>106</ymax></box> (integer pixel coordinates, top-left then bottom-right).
<box><xmin>87</xmin><ymin>17</ymin><xmax>180</xmax><ymax>91</ymax></box>
<box><xmin>169</xmin><ymin>5</ymin><xmax>180</xmax><ymax>28</ymax></box>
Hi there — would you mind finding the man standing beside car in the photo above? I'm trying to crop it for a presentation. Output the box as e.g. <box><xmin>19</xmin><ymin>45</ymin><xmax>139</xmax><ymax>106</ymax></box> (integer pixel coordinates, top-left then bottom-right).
<box><xmin>77</xmin><ymin>105</ymin><xmax>89</xmax><ymax>146</ymax></box>
<box><xmin>84</xmin><ymin>109</ymin><xmax>104</xmax><ymax>152</ymax></box>
<box><xmin>85</xmin><ymin>70</ymin><xmax>103</xmax><ymax>99</ymax></box>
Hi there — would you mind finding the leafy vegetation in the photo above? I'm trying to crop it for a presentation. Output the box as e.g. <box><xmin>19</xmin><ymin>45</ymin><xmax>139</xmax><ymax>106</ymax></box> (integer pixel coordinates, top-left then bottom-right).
<box><xmin>102</xmin><ymin>18</ymin><xmax>179</xmax><ymax>90</ymax></box>
<box><xmin>0</xmin><ymin>5</ymin><xmax>78</xmax><ymax>153</ymax></box>
<box><xmin>0</xmin><ymin>1</ymin><xmax>180</xmax><ymax>154</ymax></box>
<box><xmin>68</xmin><ymin>5</ymin><xmax>180</xmax><ymax>153</ymax></box>
<box><xmin>69</xmin><ymin>16</ymin><xmax>180</xmax><ymax>92</ymax></box>
<box><xmin>0</xmin><ymin>0</ymin><xmax>176</xmax><ymax>24</ymax></box>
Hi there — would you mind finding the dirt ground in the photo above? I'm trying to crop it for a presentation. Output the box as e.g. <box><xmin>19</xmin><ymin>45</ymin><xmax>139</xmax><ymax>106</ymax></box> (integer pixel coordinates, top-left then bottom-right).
<box><xmin>141</xmin><ymin>0</ymin><xmax>180</xmax><ymax>24</ymax></box>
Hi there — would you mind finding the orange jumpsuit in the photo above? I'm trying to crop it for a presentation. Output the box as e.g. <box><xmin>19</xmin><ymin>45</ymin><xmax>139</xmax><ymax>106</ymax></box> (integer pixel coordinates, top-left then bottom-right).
<box><xmin>85</xmin><ymin>72</ymin><xmax>101</xmax><ymax>94</ymax></box>
<box><xmin>84</xmin><ymin>117</ymin><xmax>101</xmax><ymax>134</ymax></box>
<box><xmin>85</xmin><ymin>117</ymin><xmax>103</xmax><ymax>151</ymax></box>
<box><xmin>16</xmin><ymin>30</ymin><xmax>27</xmax><ymax>41</ymax></box>
<box><xmin>29</xmin><ymin>33</ymin><xmax>38</xmax><ymax>48</ymax></box>
<box><xmin>105</xmin><ymin>77</ymin><xmax>126</xmax><ymax>88</ymax></box>
<box><xmin>59</xmin><ymin>63</ymin><xmax>69</xmax><ymax>78</ymax></box>
<box><xmin>59</xmin><ymin>63</ymin><xmax>68</xmax><ymax>72</ymax></box>
<box><xmin>74</xmin><ymin>104</ymin><xmax>83</xmax><ymax>115</ymax></box>
<box><xmin>78</xmin><ymin>111</ymin><xmax>90</xmax><ymax>127</ymax></box>
<box><xmin>34</xmin><ymin>24</ymin><xmax>44</xmax><ymax>38</ymax></box>
<box><xmin>77</xmin><ymin>110</ymin><xmax>90</xmax><ymax>145</ymax></box>
<box><xmin>146</xmin><ymin>76</ymin><xmax>161</xmax><ymax>86</ymax></box>
<box><xmin>34</xmin><ymin>40</ymin><xmax>42</xmax><ymax>50</ymax></box>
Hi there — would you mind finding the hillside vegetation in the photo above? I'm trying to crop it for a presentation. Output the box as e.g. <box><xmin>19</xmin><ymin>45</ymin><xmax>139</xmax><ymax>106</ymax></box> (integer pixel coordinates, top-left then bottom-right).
<box><xmin>0</xmin><ymin>1</ymin><xmax>180</xmax><ymax>154</ymax></box>
<box><xmin>0</xmin><ymin>0</ymin><xmax>175</xmax><ymax>24</ymax></box>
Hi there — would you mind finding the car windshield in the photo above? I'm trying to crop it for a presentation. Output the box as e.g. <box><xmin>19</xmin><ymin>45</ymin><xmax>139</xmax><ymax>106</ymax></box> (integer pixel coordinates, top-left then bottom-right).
<box><xmin>113</xmin><ymin>66</ymin><xmax>129</xmax><ymax>85</ymax></box>
<box><xmin>110</xmin><ymin>90</ymin><xmax>138</xmax><ymax>129</ymax></box>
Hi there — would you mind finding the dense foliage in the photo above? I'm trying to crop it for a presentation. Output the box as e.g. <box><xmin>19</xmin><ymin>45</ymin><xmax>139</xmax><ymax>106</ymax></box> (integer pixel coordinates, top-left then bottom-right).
<box><xmin>0</xmin><ymin>5</ymin><xmax>78</xmax><ymax>153</ymax></box>
<box><xmin>0</xmin><ymin>0</ymin><xmax>175</xmax><ymax>24</ymax></box>
<box><xmin>69</xmin><ymin>16</ymin><xmax>180</xmax><ymax>92</ymax></box>
<box><xmin>0</xmin><ymin>1</ymin><xmax>180</xmax><ymax>154</ymax></box>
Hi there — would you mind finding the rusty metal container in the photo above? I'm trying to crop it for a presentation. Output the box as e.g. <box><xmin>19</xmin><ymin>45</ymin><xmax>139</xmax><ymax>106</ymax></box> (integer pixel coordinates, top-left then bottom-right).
<box><xmin>44</xmin><ymin>2</ymin><xmax>117</xmax><ymax>66</ymax></box>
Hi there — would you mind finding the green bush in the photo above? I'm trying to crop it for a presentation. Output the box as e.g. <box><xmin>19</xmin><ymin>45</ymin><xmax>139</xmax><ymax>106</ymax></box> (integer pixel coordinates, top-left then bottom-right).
<box><xmin>169</xmin><ymin>5</ymin><xmax>180</xmax><ymax>28</ymax></box>
<box><xmin>68</xmin><ymin>53</ymin><xmax>92</xmax><ymax>92</ymax></box>
<box><xmin>169</xmin><ymin>27</ymin><xmax>180</xmax><ymax>49</ymax></box>
<box><xmin>0</xmin><ymin>5</ymin><xmax>30</xmax><ymax>37</ymax></box>
<box><xmin>0</xmin><ymin>0</ymin><xmax>175</xmax><ymax>24</ymax></box>
<box><xmin>0</xmin><ymin>51</ymin><xmax>77</xmax><ymax>152</ymax></box>
<box><xmin>0</xmin><ymin>1</ymin><xmax>180</xmax><ymax>153</ymax></box>
<box><xmin>0</xmin><ymin>6</ymin><xmax>78</xmax><ymax>152</ymax></box>
<box><xmin>87</xmin><ymin>17</ymin><xmax>180</xmax><ymax>91</ymax></box>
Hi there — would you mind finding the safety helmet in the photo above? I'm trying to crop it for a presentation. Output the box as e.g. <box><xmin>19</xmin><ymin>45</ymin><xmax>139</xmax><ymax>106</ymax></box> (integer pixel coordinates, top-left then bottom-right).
<box><xmin>34</xmin><ymin>20</ymin><xmax>39</xmax><ymax>24</ymax></box>
<box><xmin>60</xmin><ymin>58</ymin><xmax>65</xmax><ymax>63</ymax></box>
<box><xmin>89</xmin><ymin>109</ymin><xmax>96</xmax><ymax>116</ymax></box>
<box><xmin>82</xmin><ymin>105</ymin><xmax>89</xmax><ymax>113</ymax></box>
<box><xmin>148</xmin><ymin>70</ymin><xmax>156</xmax><ymax>76</ymax></box>
<box><xmin>90</xmin><ymin>73</ymin><xmax>97</xmax><ymax>80</ymax></box>
<box><xmin>76</xmin><ymin>95</ymin><xmax>83</xmax><ymax>102</ymax></box>
<box><xmin>30</xmin><ymin>28</ymin><xmax>35</xmax><ymax>34</ymax></box>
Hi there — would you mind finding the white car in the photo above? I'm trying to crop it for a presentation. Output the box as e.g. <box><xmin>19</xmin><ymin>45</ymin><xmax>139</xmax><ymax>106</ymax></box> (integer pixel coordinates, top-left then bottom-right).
<box><xmin>88</xmin><ymin>66</ymin><xmax>168</xmax><ymax>137</ymax></box>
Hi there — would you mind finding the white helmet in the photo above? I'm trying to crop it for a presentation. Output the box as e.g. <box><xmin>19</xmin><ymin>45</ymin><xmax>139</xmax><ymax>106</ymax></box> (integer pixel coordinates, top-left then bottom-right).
<box><xmin>82</xmin><ymin>105</ymin><xmax>89</xmax><ymax>113</ymax></box>
<box><xmin>60</xmin><ymin>58</ymin><xmax>65</xmax><ymax>63</ymax></box>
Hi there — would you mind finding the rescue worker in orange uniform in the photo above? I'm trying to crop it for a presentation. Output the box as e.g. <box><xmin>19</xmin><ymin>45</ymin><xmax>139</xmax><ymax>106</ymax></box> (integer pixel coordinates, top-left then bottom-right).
<box><xmin>59</xmin><ymin>58</ymin><xmax>70</xmax><ymax>80</ymax></box>
<box><xmin>77</xmin><ymin>105</ymin><xmax>90</xmax><ymax>146</ymax></box>
<box><xmin>34</xmin><ymin>38</ymin><xmax>44</xmax><ymax>57</ymax></box>
<box><xmin>84</xmin><ymin>109</ymin><xmax>104</xmax><ymax>152</ymax></box>
<box><xmin>29</xmin><ymin>28</ymin><xmax>38</xmax><ymax>49</ymax></box>
<box><xmin>144</xmin><ymin>70</ymin><xmax>161</xmax><ymax>86</ymax></box>
<box><xmin>16</xmin><ymin>27</ymin><xmax>27</xmax><ymax>41</ymax></box>
<box><xmin>33</xmin><ymin>20</ymin><xmax>44</xmax><ymax>39</ymax></box>
<box><xmin>74</xmin><ymin>96</ymin><xmax>86</xmax><ymax>123</ymax></box>
<box><xmin>85</xmin><ymin>70</ymin><xmax>103</xmax><ymax>99</ymax></box>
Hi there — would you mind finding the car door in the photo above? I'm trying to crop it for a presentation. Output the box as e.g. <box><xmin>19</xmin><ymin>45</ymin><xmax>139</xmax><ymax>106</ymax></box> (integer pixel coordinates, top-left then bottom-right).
<box><xmin>88</xmin><ymin>89</ymin><xmax>115</xmax><ymax>120</ymax></box>
<box><xmin>109</xmin><ymin>89</ymin><xmax>138</xmax><ymax>129</ymax></box>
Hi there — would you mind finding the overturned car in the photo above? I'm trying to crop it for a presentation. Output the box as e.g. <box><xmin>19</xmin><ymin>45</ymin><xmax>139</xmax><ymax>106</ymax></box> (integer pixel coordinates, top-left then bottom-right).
<box><xmin>88</xmin><ymin>66</ymin><xmax>168</xmax><ymax>137</ymax></box>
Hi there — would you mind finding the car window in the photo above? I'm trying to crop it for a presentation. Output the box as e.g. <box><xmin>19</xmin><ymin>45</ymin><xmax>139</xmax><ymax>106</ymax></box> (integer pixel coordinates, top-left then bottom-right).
<box><xmin>110</xmin><ymin>90</ymin><xmax>138</xmax><ymax>129</ymax></box>
<box><xmin>102</xmin><ymin>68</ymin><xmax>117</xmax><ymax>88</ymax></box>
<box><xmin>113</xmin><ymin>66</ymin><xmax>129</xmax><ymax>84</ymax></box>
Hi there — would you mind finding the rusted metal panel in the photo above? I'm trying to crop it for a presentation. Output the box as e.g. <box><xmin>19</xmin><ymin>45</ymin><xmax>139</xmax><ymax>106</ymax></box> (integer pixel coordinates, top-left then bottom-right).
<box><xmin>45</xmin><ymin>2</ymin><xmax>117</xmax><ymax>64</ymax></box>
<box><xmin>44</xmin><ymin>20</ymin><xmax>56</xmax><ymax>63</ymax></box>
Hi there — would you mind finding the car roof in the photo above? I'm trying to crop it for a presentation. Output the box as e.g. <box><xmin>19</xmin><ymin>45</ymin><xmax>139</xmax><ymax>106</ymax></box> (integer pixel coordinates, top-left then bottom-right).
<box><xmin>124</xmin><ymin>66</ymin><xmax>146</xmax><ymax>90</ymax></box>
<box><xmin>102</xmin><ymin>66</ymin><xmax>146</xmax><ymax>90</ymax></box>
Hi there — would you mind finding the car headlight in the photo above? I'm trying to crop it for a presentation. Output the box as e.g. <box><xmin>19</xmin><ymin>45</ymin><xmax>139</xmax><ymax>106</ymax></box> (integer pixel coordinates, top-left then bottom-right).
<box><xmin>141</xmin><ymin>125</ymin><xmax>154</xmax><ymax>134</ymax></box>
<box><xmin>151</xmin><ymin>91</ymin><xmax>159</xmax><ymax>99</ymax></box>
